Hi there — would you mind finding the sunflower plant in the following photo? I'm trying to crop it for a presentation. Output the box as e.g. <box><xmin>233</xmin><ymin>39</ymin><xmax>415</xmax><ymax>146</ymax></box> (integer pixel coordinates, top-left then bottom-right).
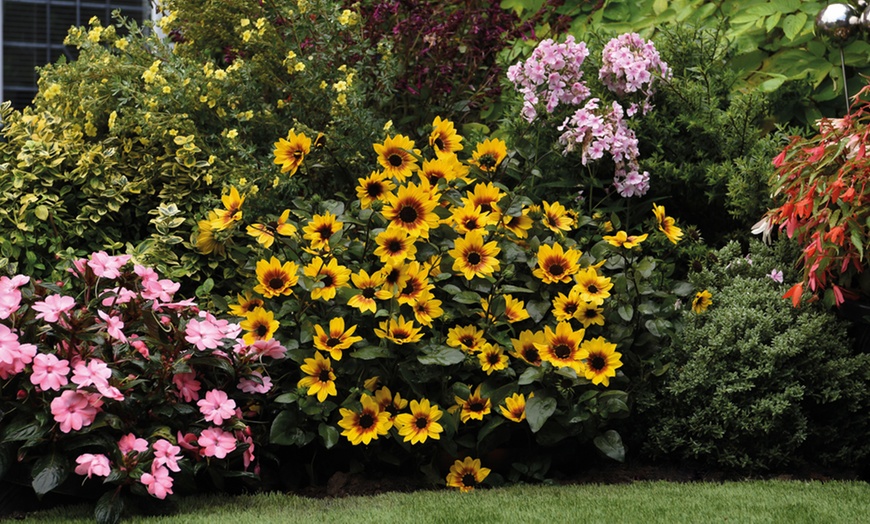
<box><xmin>194</xmin><ymin>116</ymin><xmax>692</xmax><ymax>486</ymax></box>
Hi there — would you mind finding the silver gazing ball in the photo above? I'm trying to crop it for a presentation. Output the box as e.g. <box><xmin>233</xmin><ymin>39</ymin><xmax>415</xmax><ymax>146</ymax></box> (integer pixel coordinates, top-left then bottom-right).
<box><xmin>860</xmin><ymin>6</ymin><xmax>870</xmax><ymax>32</ymax></box>
<box><xmin>815</xmin><ymin>3</ymin><xmax>860</xmax><ymax>46</ymax></box>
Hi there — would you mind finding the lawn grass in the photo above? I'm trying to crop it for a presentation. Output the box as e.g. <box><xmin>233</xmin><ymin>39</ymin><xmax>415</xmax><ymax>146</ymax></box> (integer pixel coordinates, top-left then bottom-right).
<box><xmin>22</xmin><ymin>480</ymin><xmax>870</xmax><ymax>524</ymax></box>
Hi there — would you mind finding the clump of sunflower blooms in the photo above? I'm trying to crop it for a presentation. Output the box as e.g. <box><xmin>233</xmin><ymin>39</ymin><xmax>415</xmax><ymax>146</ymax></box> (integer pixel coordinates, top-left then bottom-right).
<box><xmin>193</xmin><ymin>115</ymin><xmax>690</xmax><ymax>487</ymax></box>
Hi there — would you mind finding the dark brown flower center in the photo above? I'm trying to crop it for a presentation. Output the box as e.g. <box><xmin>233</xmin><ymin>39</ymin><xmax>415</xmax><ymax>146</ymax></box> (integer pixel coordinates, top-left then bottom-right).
<box><xmin>587</xmin><ymin>284</ymin><xmax>599</xmax><ymax>294</ymax></box>
<box><xmin>565</xmin><ymin>303</ymin><xmax>578</xmax><ymax>315</ymax></box>
<box><xmin>318</xmin><ymin>369</ymin><xmax>332</xmax><ymax>382</ymax></box>
<box><xmin>317</xmin><ymin>225</ymin><xmax>334</xmax><ymax>240</ymax></box>
<box><xmin>256</xmin><ymin>324</ymin><xmax>269</xmax><ymax>337</ymax></box>
<box><xmin>388</xmin><ymin>240</ymin><xmax>402</xmax><ymax>253</ymax></box>
<box><xmin>462</xmin><ymin>473</ymin><xmax>476</xmax><ymax>487</ymax></box>
<box><xmin>523</xmin><ymin>347</ymin><xmax>540</xmax><ymax>363</ymax></box>
<box><xmin>553</xmin><ymin>344</ymin><xmax>571</xmax><ymax>359</ymax></box>
<box><xmin>467</xmin><ymin>252</ymin><xmax>482</xmax><ymax>265</ymax></box>
<box><xmin>359</xmin><ymin>413</ymin><xmax>374</xmax><ymax>429</ymax></box>
<box><xmin>434</xmin><ymin>137</ymin><xmax>445</xmax><ymax>151</ymax></box>
<box><xmin>326</xmin><ymin>337</ymin><xmax>341</xmax><ymax>347</ymax></box>
<box><xmin>548</xmin><ymin>264</ymin><xmax>564</xmax><ymax>276</ymax></box>
<box><xmin>459</xmin><ymin>336</ymin><xmax>475</xmax><ymax>347</ymax></box>
<box><xmin>362</xmin><ymin>287</ymin><xmax>376</xmax><ymax>299</ymax></box>
<box><xmin>468</xmin><ymin>400</ymin><xmax>485</xmax><ymax>412</ymax></box>
<box><xmin>367</xmin><ymin>182</ymin><xmax>383</xmax><ymax>197</ymax></box>
<box><xmin>399</xmin><ymin>205</ymin><xmax>418</xmax><ymax>224</ymax></box>
<box><xmin>478</xmin><ymin>154</ymin><xmax>497</xmax><ymax>169</ymax></box>
<box><xmin>415</xmin><ymin>416</ymin><xmax>429</xmax><ymax>429</ymax></box>
<box><xmin>321</xmin><ymin>274</ymin><xmax>334</xmax><ymax>287</ymax></box>
<box><xmin>389</xmin><ymin>153</ymin><xmax>404</xmax><ymax>167</ymax></box>
<box><xmin>269</xmin><ymin>277</ymin><xmax>285</xmax><ymax>289</ymax></box>
<box><xmin>584</xmin><ymin>309</ymin><xmax>598</xmax><ymax>319</ymax></box>
<box><xmin>487</xmin><ymin>353</ymin><xmax>500</xmax><ymax>365</ymax></box>
<box><xmin>590</xmin><ymin>355</ymin><xmax>606</xmax><ymax>371</ymax></box>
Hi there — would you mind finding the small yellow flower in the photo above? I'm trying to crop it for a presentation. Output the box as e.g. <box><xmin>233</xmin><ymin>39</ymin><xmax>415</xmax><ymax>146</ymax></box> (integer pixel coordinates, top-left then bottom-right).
<box><xmin>692</xmin><ymin>290</ymin><xmax>712</xmax><ymax>313</ymax></box>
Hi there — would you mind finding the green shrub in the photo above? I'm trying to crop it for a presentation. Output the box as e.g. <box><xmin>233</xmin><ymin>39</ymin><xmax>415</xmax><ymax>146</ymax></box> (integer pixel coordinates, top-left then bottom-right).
<box><xmin>643</xmin><ymin>239</ymin><xmax>870</xmax><ymax>471</ymax></box>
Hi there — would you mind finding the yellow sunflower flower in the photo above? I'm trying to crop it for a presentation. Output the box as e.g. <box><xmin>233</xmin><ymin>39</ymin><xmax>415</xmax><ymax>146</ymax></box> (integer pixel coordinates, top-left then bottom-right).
<box><xmin>510</xmin><ymin>330</ymin><xmax>545</xmax><ymax>366</ymax></box>
<box><xmin>228</xmin><ymin>290</ymin><xmax>265</xmax><ymax>317</ymax></box>
<box><xmin>196</xmin><ymin>211</ymin><xmax>224</xmax><ymax>255</ymax></box>
<box><xmin>501</xmin><ymin>210</ymin><xmax>534</xmax><ymax>239</ymax></box>
<box><xmin>536</xmin><ymin>321</ymin><xmax>585</xmax><ymax>374</ymax></box>
<box><xmin>395</xmin><ymin>261</ymin><xmax>434</xmax><ymax>305</ymax></box>
<box><xmin>302</xmin><ymin>211</ymin><xmax>344</xmax><ymax>252</ymax></box>
<box><xmin>246</xmin><ymin>209</ymin><xmax>298</xmax><ymax>249</ymax></box>
<box><xmin>382</xmin><ymin>180</ymin><xmax>441</xmax><ymax>239</ymax></box>
<box><xmin>480</xmin><ymin>295</ymin><xmax>529</xmax><ymax>324</ymax></box>
<box><xmin>500</xmin><ymin>392</ymin><xmax>533</xmax><ymax>423</ymax></box>
<box><xmin>532</xmin><ymin>242</ymin><xmax>581</xmax><ymax>284</ymax></box>
<box><xmin>542</xmin><ymin>201</ymin><xmax>574</xmax><ymax>234</ymax></box>
<box><xmin>254</xmin><ymin>257</ymin><xmax>300</xmax><ymax>298</ymax></box>
<box><xmin>297</xmin><ymin>351</ymin><xmax>337</xmax><ymax>402</ymax></box>
<box><xmin>356</xmin><ymin>171</ymin><xmax>396</xmax><ymax>209</ymax></box>
<box><xmin>374</xmin><ymin>386</ymin><xmax>408</xmax><ymax>421</ymax></box>
<box><xmin>602</xmin><ymin>230</ymin><xmax>648</xmax><ymax>249</ymax></box>
<box><xmin>573</xmin><ymin>267</ymin><xmax>613</xmax><ymax>306</ymax></box>
<box><xmin>449</xmin><ymin>203</ymin><xmax>497</xmax><ymax>235</ymax></box>
<box><xmin>462</xmin><ymin>182</ymin><xmax>504</xmax><ymax>221</ymax></box>
<box><xmin>411</xmin><ymin>288</ymin><xmax>443</xmax><ymax>327</ymax></box>
<box><xmin>576</xmin><ymin>302</ymin><xmax>606</xmax><ymax>328</ymax></box>
<box><xmin>273</xmin><ymin>130</ymin><xmax>312</xmax><ymax>176</ymax></box>
<box><xmin>449</xmin><ymin>230</ymin><xmax>501</xmax><ymax>280</ymax></box>
<box><xmin>692</xmin><ymin>289</ymin><xmax>712</xmax><ymax>313</ymax></box>
<box><xmin>429</xmin><ymin>116</ymin><xmax>464</xmax><ymax>156</ymax></box>
<box><xmin>478</xmin><ymin>343</ymin><xmax>509</xmax><ymax>375</ymax></box>
<box><xmin>374</xmin><ymin>315</ymin><xmax>424</xmax><ymax>345</ymax></box>
<box><xmin>452</xmin><ymin>384</ymin><xmax>491</xmax><ymax>423</ymax></box>
<box><xmin>240</xmin><ymin>307</ymin><xmax>279</xmax><ymax>345</ymax></box>
<box><xmin>347</xmin><ymin>269</ymin><xmax>393</xmax><ymax>313</ymax></box>
<box><xmin>374</xmin><ymin>226</ymin><xmax>418</xmax><ymax>265</ymax></box>
<box><xmin>338</xmin><ymin>393</ymin><xmax>392</xmax><ymax>445</ymax></box>
<box><xmin>579</xmin><ymin>336</ymin><xmax>623</xmax><ymax>387</ymax></box>
<box><xmin>313</xmin><ymin>317</ymin><xmax>363</xmax><ymax>360</ymax></box>
<box><xmin>469</xmin><ymin>138</ymin><xmax>507</xmax><ymax>174</ymax></box>
<box><xmin>211</xmin><ymin>186</ymin><xmax>245</xmax><ymax>231</ymax></box>
<box><xmin>552</xmin><ymin>288</ymin><xmax>584</xmax><ymax>322</ymax></box>
<box><xmin>653</xmin><ymin>203</ymin><xmax>683</xmax><ymax>244</ymax></box>
<box><xmin>446</xmin><ymin>324</ymin><xmax>486</xmax><ymax>353</ymax></box>
<box><xmin>394</xmin><ymin>398</ymin><xmax>444</xmax><ymax>444</ymax></box>
<box><xmin>419</xmin><ymin>155</ymin><xmax>462</xmax><ymax>187</ymax></box>
<box><xmin>373</xmin><ymin>134</ymin><xmax>419</xmax><ymax>182</ymax></box>
<box><xmin>446</xmin><ymin>457</ymin><xmax>491</xmax><ymax>492</ymax></box>
<box><xmin>303</xmin><ymin>257</ymin><xmax>351</xmax><ymax>302</ymax></box>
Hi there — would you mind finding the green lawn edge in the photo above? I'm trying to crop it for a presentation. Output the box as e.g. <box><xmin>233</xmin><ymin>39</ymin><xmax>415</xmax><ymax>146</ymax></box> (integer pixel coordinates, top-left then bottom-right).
<box><xmin>21</xmin><ymin>480</ymin><xmax>870</xmax><ymax>524</ymax></box>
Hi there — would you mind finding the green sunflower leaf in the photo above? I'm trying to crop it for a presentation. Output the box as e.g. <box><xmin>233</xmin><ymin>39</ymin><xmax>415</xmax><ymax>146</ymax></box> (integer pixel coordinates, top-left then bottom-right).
<box><xmin>593</xmin><ymin>430</ymin><xmax>625</xmax><ymax>463</ymax></box>
<box><xmin>318</xmin><ymin>423</ymin><xmax>340</xmax><ymax>449</ymax></box>
<box><xmin>525</xmin><ymin>394</ymin><xmax>557</xmax><ymax>433</ymax></box>
<box><xmin>417</xmin><ymin>346</ymin><xmax>465</xmax><ymax>366</ymax></box>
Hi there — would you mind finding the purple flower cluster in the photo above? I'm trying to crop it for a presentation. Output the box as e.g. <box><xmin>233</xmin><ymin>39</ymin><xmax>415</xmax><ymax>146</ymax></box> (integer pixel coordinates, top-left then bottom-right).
<box><xmin>599</xmin><ymin>32</ymin><xmax>670</xmax><ymax>117</ymax></box>
<box><xmin>557</xmin><ymin>99</ymin><xmax>649</xmax><ymax>198</ymax></box>
<box><xmin>507</xmin><ymin>35</ymin><xmax>591</xmax><ymax>122</ymax></box>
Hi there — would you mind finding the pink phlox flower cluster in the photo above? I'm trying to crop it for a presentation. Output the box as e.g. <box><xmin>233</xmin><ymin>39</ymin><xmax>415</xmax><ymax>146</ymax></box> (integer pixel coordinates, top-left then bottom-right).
<box><xmin>507</xmin><ymin>35</ymin><xmax>591</xmax><ymax>122</ymax></box>
<box><xmin>50</xmin><ymin>390</ymin><xmax>102</xmax><ymax>433</ymax></box>
<box><xmin>119</xmin><ymin>433</ymin><xmax>149</xmax><ymax>455</ymax></box>
<box><xmin>140</xmin><ymin>463</ymin><xmax>174</xmax><ymax>499</ymax></box>
<box><xmin>198</xmin><ymin>427</ymin><xmax>237</xmax><ymax>459</ymax></box>
<box><xmin>71</xmin><ymin>358</ymin><xmax>124</xmax><ymax>401</ymax></box>
<box><xmin>0</xmin><ymin>275</ymin><xmax>29</xmax><ymax>319</ymax></box>
<box><xmin>153</xmin><ymin>439</ymin><xmax>182</xmax><ymax>472</ymax></box>
<box><xmin>197</xmin><ymin>389</ymin><xmax>237</xmax><ymax>425</ymax></box>
<box><xmin>558</xmin><ymin>99</ymin><xmax>650</xmax><ymax>197</ymax></box>
<box><xmin>238</xmin><ymin>371</ymin><xmax>273</xmax><ymax>394</ymax></box>
<box><xmin>173</xmin><ymin>372</ymin><xmax>202</xmax><ymax>402</ymax></box>
<box><xmin>87</xmin><ymin>251</ymin><xmax>131</xmax><ymax>280</ymax></box>
<box><xmin>32</xmin><ymin>294</ymin><xmax>76</xmax><ymax>323</ymax></box>
<box><xmin>0</xmin><ymin>325</ymin><xmax>37</xmax><ymax>379</ymax></box>
<box><xmin>599</xmin><ymin>33</ymin><xmax>670</xmax><ymax>116</ymax></box>
<box><xmin>184</xmin><ymin>311</ymin><xmax>240</xmax><ymax>351</ymax></box>
<box><xmin>97</xmin><ymin>310</ymin><xmax>127</xmax><ymax>343</ymax></box>
<box><xmin>30</xmin><ymin>353</ymin><xmax>70</xmax><ymax>391</ymax></box>
<box><xmin>74</xmin><ymin>453</ymin><xmax>111</xmax><ymax>479</ymax></box>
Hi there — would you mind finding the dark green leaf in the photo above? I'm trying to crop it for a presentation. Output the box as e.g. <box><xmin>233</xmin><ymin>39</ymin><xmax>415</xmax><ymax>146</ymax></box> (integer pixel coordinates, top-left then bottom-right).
<box><xmin>1</xmin><ymin>417</ymin><xmax>46</xmax><ymax>441</ymax></box>
<box><xmin>95</xmin><ymin>489</ymin><xmax>124</xmax><ymax>524</ymax></box>
<box><xmin>31</xmin><ymin>453</ymin><xmax>70</xmax><ymax>496</ymax></box>
<box><xmin>350</xmin><ymin>345</ymin><xmax>392</xmax><ymax>360</ymax></box>
<box><xmin>453</xmin><ymin>291</ymin><xmax>482</xmax><ymax>304</ymax></box>
<box><xmin>417</xmin><ymin>346</ymin><xmax>465</xmax><ymax>366</ymax></box>
<box><xmin>617</xmin><ymin>304</ymin><xmax>633</xmax><ymax>322</ymax></box>
<box><xmin>593</xmin><ymin>430</ymin><xmax>625</xmax><ymax>462</ymax></box>
<box><xmin>518</xmin><ymin>366</ymin><xmax>545</xmax><ymax>385</ymax></box>
<box><xmin>525</xmin><ymin>394</ymin><xmax>557</xmax><ymax>433</ymax></box>
<box><xmin>636</xmin><ymin>257</ymin><xmax>656</xmax><ymax>278</ymax></box>
<box><xmin>318</xmin><ymin>423</ymin><xmax>340</xmax><ymax>449</ymax></box>
<box><xmin>672</xmin><ymin>281</ymin><xmax>694</xmax><ymax>297</ymax></box>
<box><xmin>0</xmin><ymin>444</ymin><xmax>11</xmax><ymax>481</ymax></box>
<box><xmin>526</xmin><ymin>300</ymin><xmax>550</xmax><ymax>323</ymax></box>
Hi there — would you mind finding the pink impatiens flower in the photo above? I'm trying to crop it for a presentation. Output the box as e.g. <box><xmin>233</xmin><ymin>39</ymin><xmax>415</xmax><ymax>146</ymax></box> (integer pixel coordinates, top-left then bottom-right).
<box><xmin>32</xmin><ymin>294</ymin><xmax>76</xmax><ymax>323</ymax></box>
<box><xmin>0</xmin><ymin>325</ymin><xmax>37</xmax><ymax>379</ymax></box>
<box><xmin>87</xmin><ymin>251</ymin><xmax>131</xmax><ymax>279</ymax></box>
<box><xmin>50</xmin><ymin>390</ymin><xmax>102</xmax><ymax>433</ymax></box>
<box><xmin>197</xmin><ymin>389</ymin><xmax>236</xmax><ymax>425</ymax></box>
<box><xmin>97</xmin><ymin>310</ymin><xmax>128</xmax><ymax>343</ymax></box>
<box><xmin>74</xmin><ymin>453</ymin><xmax>111</xmax><ymax>478</ymax></box>
<box><xmin>172</xmin><ymin>372</ymin><xmax>201</xmax><ymax>403</ymax></box>
<box><xmin>0</xmin><ymin>275</ymin><xmax>29</xmax><ymax>319</ymax></box>
<box><xmin>198</xmin><ymin>427</ymin><xmax>237</xmax><ymax>459</ymax></box>
<box><xmin>184</xmin><ymin>316</ymin><xmax>226</xmax><ymax>351</ymax></box>
<box><xmin>249</xmin><ymin>339</ymin><xmax>287</xmax><ymax>360</ymax></box>
<box><xmin>153</xmin><ymin>439</ymin><xmax>182</xmax><ymax>472</ymax></box>
<box><xmin>237</xmin><ymin>372</ymin><xmax>273</xmax><ymax>394</ymax></box>
<box><xmin>30</xmin><ymin>353</ymin><xmax>70</xmax><ymax>391</ymax></box>
<box><xmin>118</xmin><ymin>433</ymin><xmax>149</xmax><ymax>455</ymax></box>
<box><xmin>140</xmin><ymin>463</ymin><xmax>174</xmax><ymax>499</ymax></box>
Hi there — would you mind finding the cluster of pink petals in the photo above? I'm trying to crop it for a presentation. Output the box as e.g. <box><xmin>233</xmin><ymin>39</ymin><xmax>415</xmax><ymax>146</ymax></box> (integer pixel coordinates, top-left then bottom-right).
<box><xmin>173</xmin><ymin>372</ymin><xmax>202</xmax><ymax>402</ymax></box>
<box><xmin>140</xmin><ymin>463</ymin><xmax>174</xmax><ymax>499</ymax></box>
<box><xmin>50</xmin><ymin>390</ymin><xmax>102</xmax><ymax>433</ymax></box>
<box><xmin>71</xmin><ymin>358</ymin><xmax>124</xmax><ymax>401</ymax></box>
<box><xmin>153</xmin><ymin>439</ymin><xmax>182</xmax><ymax>472</ymax></box>
<box><xmin>74</xmin><ymin>453</ymin><xmax>111</xmax><ymax>479</ymax></box>
<box><xmin>238</xmin><ymin>372</ymin><xmax>273</xmax><ymax>394</ymax></box>
<box><xmin>599</xmin><ymin>32</ymin><xmax>670</xmax><ymax>115</ymax></box>
<box><xmin>32</xmin><ymin>294</ymin><xmax>76</xmax><ymax>323</ymax></box>
<box><xmin>198</xmin><ymin>427</ymin><xmax>237</xmax><ymax>459</ymax></box>
<box><xmin>558</xmin><ymin>99</ymin><xmax>650</xmax><ymax>197</ymax></box>
<box><xmin>86</xmin><ymin>252</ymin><xmax>132</xmax><ymax>280</ymax></box>
<box><xmin>197</xmin><ymin>389</ymin><xmax>237</xmax><ymax>425</ymax></box>
<box><xmin>185</xmin><ymin>312</ymin><xmax>241</xmax><ymax>351</ymax></box>
<box><xmin>119</xmin><ymin>433</ymin><xmax>149</xmax><ymax>455</ymax></box>
<box><xmin>0</xmin><ymin>275</ymin><xmax>29</xmax><ymax>319</ymax></box>
<box><xmin>30</xmin><ymin>353</ymin><xmax>70</xmax><ymax>391</ymax></box>
<box><xmin>0</xmin><ymin>325</ymin><xmax>37</xmax><ymax>379</ymax></box>
<box><xmin>507</xmin><ymin>35</ymin><xmax>591</xmax><ymax>122</ymax></box>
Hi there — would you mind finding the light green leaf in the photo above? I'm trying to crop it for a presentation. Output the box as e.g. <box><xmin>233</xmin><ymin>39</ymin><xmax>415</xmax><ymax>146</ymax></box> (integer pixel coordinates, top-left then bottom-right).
<box><xmin>525</xmin><ymin>394</ymin><xmax>557</xmax><ymax>433</ymax></box>
<box><xmin>318</xmin><ymin>423</ymin><xmax>340</xmax><ymax>449</ymax></box>
<box><xmin>782</xmin><ymin>12</ymin><xmax>808</xmax><ymax>41</ymax></box>
<box><xmin>594</xmin><ymin>430</ymin><xmax>625</xmax><ymax>462</ymax></box>
<box><xmin>417</xmin><ymin>346</ymin><xmax>466</xmax><ymax>366</ymax></box>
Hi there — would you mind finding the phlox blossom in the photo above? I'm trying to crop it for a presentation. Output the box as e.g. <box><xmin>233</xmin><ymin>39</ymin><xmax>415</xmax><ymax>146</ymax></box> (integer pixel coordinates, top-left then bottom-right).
<box><xmin>50</xmin><ymin>390</ymin><xmax>102</xmax><ymax>433</ymax></box>
<box><xmin>118</xmin><ymin>433</ymin><xmax>149</xmax><ymax>454</ymax></box>
<box><xmin>32</xmin><ymin>294</ymin><xmax>76</xmax><ymax>323</ymax></box>
<box><xmin>30</xmin><ymin>353</ymin><xmax>70</xmax><ymax>391</ymax></box>
<box><xmin>198</xmin><ymin>427</ymin><xmax>237</xmax><ymax>459</ymax></box>
<box><xmin>769</xmin><ymin>269</ymin><xmax>784</xmax><ymax>284</ymax></box>
<box><xmin>87</xmin><ymin>251</ymin><xmax>131</xmax><ymax>279</ymax></box>
<box><xmin>74</xmin><ymin>453</ymin><xmax>111</xmax><ymax>479</ymax></box>
<box><xmin>140</xmin><ymin>463</ymin><xmax>173</xmax><ymax>499</ymax></box>
<box><xmin>197</xmin><ymin>389</ymin><xmax>236</xmax><ymax>425</ymax></box>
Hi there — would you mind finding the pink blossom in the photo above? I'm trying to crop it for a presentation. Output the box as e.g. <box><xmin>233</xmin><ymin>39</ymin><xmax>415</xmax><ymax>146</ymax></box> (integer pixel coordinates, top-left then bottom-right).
<box><xmin>769</xmin><ymin>269</ymin><xmax>784</xmax><ymax>284</ymax></box>
<box><xmin>67</xmin><ymin>258</ymin><xmax>90</xmax><ymax>278</ymax></box>
<box><xmin>153</xmin><ymin>439</ymin><xmax>182</xmax><ymax>472</ymax></box>
<box><xmin>100</xmin><ymin>287</ymin><xmax>137</xmax><ymax>307</ymax></box>
<box><xmin>97</xmin><ymin>310</ymin><xmax>127</xmax><ymax>343</ymax></box>
<box><xmin>197</xmin><ymin>389</ymin><xmax>236</xmax><ymax>425</ymax></box>
<box><xmin>71</xmin><ymin>359</ymin><xmax>112</xmax><ymax>389</ymax></box>
<box><xmin>32</xmin><ymin>294</ymin><xmax>76</xmax><ymax>323</ymax></box>
<box><xmin>177</xmin><ymin>431</ymin><xmax>198</xmax><ymax>452</ymax></box>
<box><xmin>74</xmin><ymin>453</ymin><xmax>111</xmax><ymax>478</ymax></box>
<box><xmin>118</xmin><ymin>433</ymin><xmax>149</xmax><ymax>454</ymax></box>
<box><xmin>250</xmin><ymin>339</ymin><xmax>287</xmax><ymax>360</ymax></box>
<box><xmin>198</xmin><ymin>427</ymin><xmax>237</xmax><ymax>459</ymax></box>
<box><xmin>237</xmin><ymin>430</ymin><xmax>256</xmax><ymax>471</ymax></box>
<box><xmin>140</xmin><ymin>463</ymin><xmax>173</xmax><ymax>499</ymax></box>
<box><xmin>50</xmin><ymin>390</ymin><xmax>101</xmax><ymax>433</ymax></box>
<box><xmin>0</xmin><ymin>275</ymin><xmax>29</xmax><ymax>319</ymax></box>
<box><xmin>184</xmin><ymin>316</ymin><xmax>225</xmax><ymax>351</ymax></box>
<box><xmin>134</xmin><ymin>264</ymin><xmax>159</xmax><ymax>284</ymax></box>
<box><xmin>172</xmin><ymin>372</ymin><xmax>201</xmax><ymax>402</ymax></box>
<box><xmin>87</xmin><ymin>251</ymin><xmax>131</xmax><ymax>279</ymax></box>
<box><xmin>238</xmin><ymin>372</ymin><xmax>273</xmax><ymax>394</ymax></box>
<box><xmin>30</xmin><ymin>353</ymin><xmax>70</xmax><ymax>391</ymax></box>
<box><xmin>141</xmin><ymin>278</ymin><xmax>181</xmax><ymax>304</ymax></box>
<box><xmin>130</xmin><ymin>338</ymin><xmax>150</xmax><ymax>358</ymax></box>
<box><xmin>0</xmin><ymin>325</ymin><xmax>36</xmax><ymax>379</ymax></box>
